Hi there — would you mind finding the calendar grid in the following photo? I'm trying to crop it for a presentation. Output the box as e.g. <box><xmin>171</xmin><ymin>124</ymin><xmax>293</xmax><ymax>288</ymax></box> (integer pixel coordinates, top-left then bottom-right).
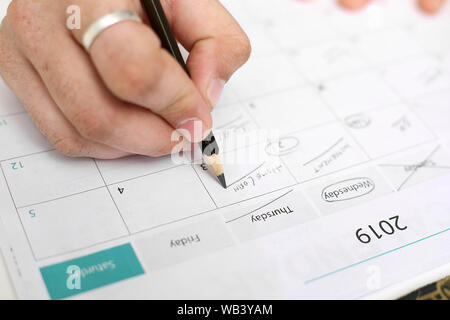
<box><xmin>93</xmin><ymin>159</ymin><xmax>131</xmax><ymax>235</ymax></box>
<box><xmin>191</xmin><ymin>163</ymin><xmax>219</xmax><ymax>209</ymax></box>
<box><xmin>0</xmin><ymin>110</ymin><xmax>27</xmax><ymax>118</ymax></box>
<box><xmin>0</xmin><ymin>162</ymin><xmax>37</xmax><ymax>261</ymax></box>
<box><xmin>0</xmin><ymin>87</ymin><xmax>446</xmax><ymax>261</ymax></box>
<box><xmin>0</xmin><ymin>135</ymin><xmax>440</xmax><ymax>262</ymax></box>
<box><xmin>0</xmin><ymin>0</ymin><xmax>449</xmax><ymax>267</ymax></box>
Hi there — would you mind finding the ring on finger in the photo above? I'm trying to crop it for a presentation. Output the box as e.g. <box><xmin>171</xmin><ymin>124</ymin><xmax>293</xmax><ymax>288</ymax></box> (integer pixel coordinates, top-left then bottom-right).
<box><xmin>82</xmin><ymin>10</ymin><xmax>142</xmax><ymax>52</ymax></box>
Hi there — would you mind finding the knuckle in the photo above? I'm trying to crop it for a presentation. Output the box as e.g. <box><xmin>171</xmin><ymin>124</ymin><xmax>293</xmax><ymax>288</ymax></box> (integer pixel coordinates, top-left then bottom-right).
<box><xmin>53</xmin><ymin>136</ymin><xmax>87</xmax><ymax>158</ymax></box>
<box><xmin>232</xmin><ymin>32</ymin><xmax>252</xmax><ymax>64</ymax></box>
<box><xmin>0</xmin><ymin>24</ymin><xmax>22</xmax><ymax>78</ymax></box>
<box><xmin>71</xmin><ymin>108</ymin><xmax>113</xmax><ymax>142</ymax></box>
<box><xmin>161</xmin><ymin>86</ymin><xmax>197</xmax><ymax>116</ymax></box>
<box><xmin>5</xmin><ymin>0</ymin><xmax>43</xmax><ymax>53</ymax></box>
<box><xmin>6</xmin><ymin>0</ymin><xmax>34</xmax><ymax>34</ymax></box>
<box><xmin>216</xmin><ymin>32</ymin><xmax>252</xmax><ymax>80</ymax></box>
<box><xmin>0</xmin><ymin>30</ymin><xmax>6</xmax><ymax>71</ymax></box>
<box><xmin>5</xmin><ymin>0</ymin><xmax>21</xmax><ymax>26</ymax></box>
<box><xmin>113</xmin><ymin>63</ymin><xmax>152</xmax><ymax>99</ymax></box>
<box><xmin>103</xmin><ymin>46</ymin><xmax>163</xmax><ymax>101</ymax></box>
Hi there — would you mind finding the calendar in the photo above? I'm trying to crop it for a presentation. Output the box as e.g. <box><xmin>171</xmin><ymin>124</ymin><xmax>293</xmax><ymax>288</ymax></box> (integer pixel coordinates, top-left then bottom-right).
<box><xmin>0</xmin><ymin>0</ymin><xmax>450</xmax><ymax>299</ymax></box>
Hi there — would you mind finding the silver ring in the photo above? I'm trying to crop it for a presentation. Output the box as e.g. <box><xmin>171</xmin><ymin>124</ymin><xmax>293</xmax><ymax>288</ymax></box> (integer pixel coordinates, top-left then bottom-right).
<box><xmin>82</xmin><ymin>10</ymin><xmax>142</xmax><ymax>52</ymax></box>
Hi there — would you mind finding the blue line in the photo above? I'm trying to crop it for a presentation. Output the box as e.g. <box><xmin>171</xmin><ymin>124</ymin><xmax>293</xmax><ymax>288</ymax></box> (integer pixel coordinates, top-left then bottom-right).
<box><xmin>304</xmin><ymin>228</ymin><xmax>450</xmax><ymax>285</ymax></box>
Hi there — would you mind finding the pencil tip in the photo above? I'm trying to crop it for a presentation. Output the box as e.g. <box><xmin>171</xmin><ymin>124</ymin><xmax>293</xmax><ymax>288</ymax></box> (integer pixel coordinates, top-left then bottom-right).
<box><xmin>217</xmin><ymin>174</ymin><xmax>227</xmax><ymax>189</ymax></box>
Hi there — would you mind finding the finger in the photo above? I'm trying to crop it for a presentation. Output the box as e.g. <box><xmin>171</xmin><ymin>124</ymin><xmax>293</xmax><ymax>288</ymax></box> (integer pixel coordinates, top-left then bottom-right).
<box><xmin>9</xmin><ymin>3</ymin><xmax>180</xmax><ymax>157</ymax></box>
<box><xmin>70</xmin><ymin>0</ymin><xmax>212</xmax><ymax>142</ymax></box>
<box><xmin>418</xmin><ymin>0</ymin><xmax>446</xmax><ymax>13</ymax></box>
<box><xmin>0</xmin><ymin>37</ymin><xmax>129</xmax><ymax>159</ymax></box>
<box><xmin>160</xmin><ymin>0</ymin><xmax>252</xmax><ymax>110</ymax></box>
<box><xmin>338</xmin><ymin>0</ymin><xmax>372</xmax><ymax>10</ymax></box>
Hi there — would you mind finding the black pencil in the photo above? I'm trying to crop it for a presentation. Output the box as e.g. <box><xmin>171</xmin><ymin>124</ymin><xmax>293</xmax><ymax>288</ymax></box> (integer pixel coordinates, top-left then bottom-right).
<box><xmin>140</xmin><ymin>0</ymin><xmax>227</xmax><ymax>189</ymax></box>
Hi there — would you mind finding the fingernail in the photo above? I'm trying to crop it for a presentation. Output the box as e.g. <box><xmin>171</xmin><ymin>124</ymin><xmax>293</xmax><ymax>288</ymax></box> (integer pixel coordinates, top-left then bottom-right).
<box><xmin>207</xmin><ymin>78</ymin><xmax>225</xmax><ymax>108</ymax></box>
<box><xmin>419</xmin><ymin>0</ymin><xmax>444</xmax><ymax>13</ymax></box>
<box><xmin>177</xmin><ymin>118</ymin><xmax>211</xmax><ymax>143</ymax></box>
<box><xmin>339</xmin><ymin>0</ymin><xmax>371</xmax><ymax>10</ymax></box>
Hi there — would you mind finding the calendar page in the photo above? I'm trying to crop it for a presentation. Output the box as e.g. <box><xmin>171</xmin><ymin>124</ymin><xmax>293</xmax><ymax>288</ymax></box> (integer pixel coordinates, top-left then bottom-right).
<box><xmin>0</xmin><ymin>0</ymin><xmax>450</xmax><ymax>299</ymax></box>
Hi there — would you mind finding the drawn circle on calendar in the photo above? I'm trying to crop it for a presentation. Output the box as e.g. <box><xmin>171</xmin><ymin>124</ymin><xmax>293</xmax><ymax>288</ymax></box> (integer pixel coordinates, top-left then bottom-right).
<box><xmin>265</xmin><ymin>137</ymin><xmax>300</xmax><ymax>156</ymax></box>
<box><xmin>345</xmin><ymin>114</ymin><xmax>371</xmax><ymax>129</ymax></box>
<box><xmin>321</xmin><ymin>177</ymin><xmax>375</xmax><ymax>202</ymax></box>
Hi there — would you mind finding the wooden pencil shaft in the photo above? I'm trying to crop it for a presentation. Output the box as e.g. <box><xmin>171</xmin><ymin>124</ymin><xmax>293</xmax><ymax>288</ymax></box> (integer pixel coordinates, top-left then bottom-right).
<box><xmin>140</xmin><ymin>0</ymin><xmax>189</xmax><ymax>74</ymax></box>
<box><xmin>204</xmin><ymin>154</ymin><xmax>224</xmax><ymax>176</ymax></box>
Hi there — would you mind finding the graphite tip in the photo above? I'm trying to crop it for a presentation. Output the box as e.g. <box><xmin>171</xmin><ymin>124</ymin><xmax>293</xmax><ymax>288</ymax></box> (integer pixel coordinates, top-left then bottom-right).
<box><xmin>217</xmin><ymin>173</ymin><xmax>227</xmax><ymax>189</ymax></box>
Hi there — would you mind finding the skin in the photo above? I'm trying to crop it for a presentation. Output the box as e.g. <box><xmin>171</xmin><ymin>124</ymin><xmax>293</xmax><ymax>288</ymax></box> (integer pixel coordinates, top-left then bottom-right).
<box><xmin>339</xmin><ymin>0</ymin><xmax>447</xmax><ymax>13</ymax></box>
<box><xmin>0</xmin><ymin>0</ymin><xmax>251</xmax><ymax>159</ymax></box>
<box><xmin>0</xmin><ymin>0</ymin><xmax>445</xmax><ymax>159</ymax></box>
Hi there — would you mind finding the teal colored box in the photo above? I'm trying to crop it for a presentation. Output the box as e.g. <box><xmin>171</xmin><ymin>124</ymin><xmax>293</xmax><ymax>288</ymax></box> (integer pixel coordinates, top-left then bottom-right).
<box><xmin>40</xmin><ymin>243</ymin><xmax>145</xmax><ymax>300</ymax></box>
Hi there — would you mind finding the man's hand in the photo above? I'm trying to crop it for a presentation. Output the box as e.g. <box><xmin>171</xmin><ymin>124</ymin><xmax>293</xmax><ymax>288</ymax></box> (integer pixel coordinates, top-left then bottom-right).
<box><xmin>0</xmin><ymin>0</ymin><xmax>251</xmax><ymax>159</ymax></box>
<box><xmin>339</xmin><ymin>0</ymin><xmax>446</xmax><ymax>13</ymax></box>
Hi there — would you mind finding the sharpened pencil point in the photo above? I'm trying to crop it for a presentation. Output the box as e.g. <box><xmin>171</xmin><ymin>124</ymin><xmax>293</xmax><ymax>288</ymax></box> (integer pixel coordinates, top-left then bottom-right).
<box><xmin>218</xmin><ymin>174</ymin><xmax>227</xmax><ymax>189</ymax></box>
<box><xmin>201</xmin><ymin>132</ymin><xmax>226</xmax><ymax>189</ymax></box>
<box><xmin>203</xmin><ymin>153</ymin><xmax>227</xmax><ymax>189</ymax></box>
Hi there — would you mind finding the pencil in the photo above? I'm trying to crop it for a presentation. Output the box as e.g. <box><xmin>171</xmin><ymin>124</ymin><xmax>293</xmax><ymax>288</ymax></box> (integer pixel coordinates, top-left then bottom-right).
<box><xmin>140</xmin><ymin>0</ymin><xmax>227</xmax><ymax>189</ymax></box>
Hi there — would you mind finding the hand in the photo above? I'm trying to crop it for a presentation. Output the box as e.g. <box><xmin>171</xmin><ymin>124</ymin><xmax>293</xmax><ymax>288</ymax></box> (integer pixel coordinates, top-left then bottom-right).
<box><xmin>339</xmin><ymin>0</ymin><xmax>446</xmax><ymax>13</ymax></box>
<box><xmin>0</xmin><ymin>0</ymin><xmax>251</xmax><ymax>159</ymax></box>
